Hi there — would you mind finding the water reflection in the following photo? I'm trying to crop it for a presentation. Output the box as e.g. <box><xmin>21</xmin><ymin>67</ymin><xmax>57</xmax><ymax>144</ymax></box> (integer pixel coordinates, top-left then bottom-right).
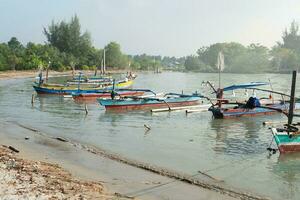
<box><xmin>210</xmin><ymin>117</ymin><xmax>268</xmax><ymax>155</ymax></box>
<box><xmin>272</xmin><ymin>153</ymin><xmax>300</xmax><ymax>199</ymax></box>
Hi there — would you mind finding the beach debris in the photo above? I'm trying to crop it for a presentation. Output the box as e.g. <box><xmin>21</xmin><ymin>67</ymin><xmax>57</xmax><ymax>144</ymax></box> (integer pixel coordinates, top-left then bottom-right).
<box><xmin>0</xmin><ymin>146</ymin><xmax>113</xmax><ymax>199</ymax></box>
<box><xmin>6</xmin><ymin>159</ymin><xmax>16</xmax><ymax>169</ymax></box>
<box><xmin>55</xmin><ymin>137</ymin><xmax>68</xmax><ymax>142</ymax></box>
<box><xmin>144</xmin><ymin>124</ymin><xmax>151</xmax><ymax>130</ymax></box>
<box><xmin>25</xmin><ymin>136</ymin><xmax>30</xmax><ymax>140</ymax></box>
<box><xmin>114</xmin><ymin>192</ymin><xmax>135</xmax><ymax>199</ymax></box>
<box><xmin>189</xmin><ymin>139</ymin><xmax>194</xmax><ymax>142</ymax></box>
<box><xmin>8</xmin><ymin>146</ymin><xmax>19</xmax><ymax>153</ymax></box>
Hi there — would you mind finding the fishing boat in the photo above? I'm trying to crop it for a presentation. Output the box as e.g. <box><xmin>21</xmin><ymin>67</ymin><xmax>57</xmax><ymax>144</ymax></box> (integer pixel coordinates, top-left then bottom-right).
<box><xmin>205</xmin><ymin>81</ymin><xmax>300</xmax><ymax>119</ymax></box>
<box><xmin>98</xmin><ymin>91</ymin><xmax>203</xmax><ymax>111</ymax></box>
<box><xmin>210</xmin><ymin>102</ymin><xmax>300</xmax><ymax>119</ymax></box>
<box><xmin>33</xmin><ymin>72</ymin><xmax>134</xmax><ymax>95</ymax></box>
<box><xmin>72</xmin><ymin>89</ymin><xmax>145</xmax><ymax>102</ymax></box>
<box><xmin>269</xmin><ymin>71</ymin><xmax>300</xmax><ymax>154</ymax></box>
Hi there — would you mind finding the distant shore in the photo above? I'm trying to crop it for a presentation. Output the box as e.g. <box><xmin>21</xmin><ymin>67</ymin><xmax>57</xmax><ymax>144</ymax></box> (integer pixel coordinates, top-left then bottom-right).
<box><xmin>0</xmin><ymin>69</ymin><xmax>132</xmax><ymax>80</ymax></box>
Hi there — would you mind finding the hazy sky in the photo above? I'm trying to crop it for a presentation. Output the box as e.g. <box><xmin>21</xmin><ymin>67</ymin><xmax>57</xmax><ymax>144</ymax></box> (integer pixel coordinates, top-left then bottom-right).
<box><xmin>1</xmin><ymin>0</ymin><xmax>300</xmax><ymax>57</ymax></box>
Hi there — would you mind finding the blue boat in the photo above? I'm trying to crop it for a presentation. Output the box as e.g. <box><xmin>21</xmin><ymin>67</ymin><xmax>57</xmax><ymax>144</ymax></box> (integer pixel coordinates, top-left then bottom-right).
<box><xmin>222</xmin><ymin>82</ymin><xmax>269</xmax><ymax>91</ymax></box>
<box><xmin>98</xmin><ymin>92</ymin><xmax>203</xmax><ymax>111</ymax></box>
<box><xmin>206</xmin><ymin>81</ymin><xmax>300</xmax><ymax>118</ymax></box>
<box><xmin>210</xmin><ymin>102</ymin><xmax>300</xmax><ymax>118</ymax></box>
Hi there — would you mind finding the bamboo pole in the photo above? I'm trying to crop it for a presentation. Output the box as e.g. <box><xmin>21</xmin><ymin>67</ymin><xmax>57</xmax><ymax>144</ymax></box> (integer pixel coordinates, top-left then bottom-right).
<box><xmin>85</xmin><ymin>104</ymin><xmax>88</xmax><ymax>115</ymax></box>
<box><xmin>288</xmin><ymin>70</ymin><xmax>297</xmax><ymax>125</ymax></box>
<box><xmin>31</xmin><ymin>93</ymin><xmax>35</xmax><ymax>105</ymax></box>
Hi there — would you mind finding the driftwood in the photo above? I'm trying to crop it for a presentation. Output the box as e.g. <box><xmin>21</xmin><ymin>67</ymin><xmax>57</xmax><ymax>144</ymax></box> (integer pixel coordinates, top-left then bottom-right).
<box><xmin>55</xmin><ymin>137</ymin><xmax>68</xmax><ymax>142</ymax></box>
<box><xmin>8</xmin><ymin>146</ymin><xmax>19</xmax><ymax>153</ymax></box>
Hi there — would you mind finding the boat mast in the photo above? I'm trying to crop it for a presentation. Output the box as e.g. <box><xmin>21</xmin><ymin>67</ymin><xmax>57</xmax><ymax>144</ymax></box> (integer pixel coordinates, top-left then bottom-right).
<box><xmin>103</xmin><ymin>48</ymin><xmax>106</xmax><ymax>74</ymax></box>
<box><xmin>77</xmin><ymin>72</ymin><xmax>82</xmax><ymax>92</ymax></box>
<box><xmin>288</xmin><ymin>70</ymin><xmax>297</xmax><ymax>125</ymax></box>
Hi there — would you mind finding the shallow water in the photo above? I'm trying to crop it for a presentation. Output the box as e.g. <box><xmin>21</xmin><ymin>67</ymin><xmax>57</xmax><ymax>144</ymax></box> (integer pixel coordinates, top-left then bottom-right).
<box><xmin>1</xmin><ymin>72</ymin><xmax>300</xmax><ymax>199</ymax></box>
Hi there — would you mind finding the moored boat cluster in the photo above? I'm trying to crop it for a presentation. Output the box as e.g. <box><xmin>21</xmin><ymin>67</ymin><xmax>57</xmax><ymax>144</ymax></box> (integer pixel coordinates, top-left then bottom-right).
<box><xmin>32</xmin><ymin>70</ymin><xmax>300</xmax><ymax>155</ymax></box>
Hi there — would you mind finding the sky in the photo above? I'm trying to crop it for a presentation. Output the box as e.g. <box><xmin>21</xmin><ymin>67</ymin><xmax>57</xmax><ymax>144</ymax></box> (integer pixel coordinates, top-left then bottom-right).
<box><xmin>1</xmin><ymin>0</ymin><xmax>300</xmax><ymax>57</ymax></box>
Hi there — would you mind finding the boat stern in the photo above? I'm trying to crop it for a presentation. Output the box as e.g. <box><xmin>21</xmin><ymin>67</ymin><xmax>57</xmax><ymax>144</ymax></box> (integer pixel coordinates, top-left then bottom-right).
<box><xmin>271</xmin><ymin>127</ymin><xmax>300</xmax><ymax>153</ymax></box>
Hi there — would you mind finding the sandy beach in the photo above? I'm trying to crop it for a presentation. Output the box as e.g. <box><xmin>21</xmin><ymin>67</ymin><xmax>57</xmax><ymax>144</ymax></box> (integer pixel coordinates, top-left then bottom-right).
<box><xmin>0</xmin><ymin>145</ymin><xmax>128</xmax><ymax>200</ymax></box>
<box><xmin>0</xmin><ymin>70</ymin><xmax>268</xmax><ymax>200</ymax></box>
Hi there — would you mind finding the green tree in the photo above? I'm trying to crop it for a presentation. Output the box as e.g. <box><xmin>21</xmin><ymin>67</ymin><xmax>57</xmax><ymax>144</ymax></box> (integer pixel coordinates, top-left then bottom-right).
<box><xmin>7</xmin><ymin>37</ymin><xmax>24</xmax><ymax>70</ymax></box>
<box><xmin>44</xmin><ymin>15</ymin><xmax>92</xmax><ymax>65</ymax></box>
<box><xmin>105</xmin><ymin>42</ymin><xmax>128</xmax><ymax>69</ymax></box>
<box><xmin>0</xmin><ymin>43</ymin><xmax>10</xmax><ymax>71</ymax></box>
<box><xmin>280</xmin><ymin>21</ymin><xmax>300</xmax><ymax>53</ymax></box>
<box><xmin>184</xmin><ymin>55</ymin><xmax>212</xmax><ymax>72</ymax></box>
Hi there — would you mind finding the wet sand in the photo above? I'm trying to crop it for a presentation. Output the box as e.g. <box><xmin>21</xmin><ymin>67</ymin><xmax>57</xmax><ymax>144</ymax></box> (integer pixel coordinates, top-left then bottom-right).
<box><xmin>0</xmin><ymin>120</ymin><xmax>268</xmax><ymax>200</ymax></box>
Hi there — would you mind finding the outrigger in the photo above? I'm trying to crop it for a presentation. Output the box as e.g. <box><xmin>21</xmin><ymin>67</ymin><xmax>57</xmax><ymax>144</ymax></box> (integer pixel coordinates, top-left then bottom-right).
<box><xmin>205</xmin><ymin>81</ymin><xmax>300</xmax><ymax>119</ymax></box>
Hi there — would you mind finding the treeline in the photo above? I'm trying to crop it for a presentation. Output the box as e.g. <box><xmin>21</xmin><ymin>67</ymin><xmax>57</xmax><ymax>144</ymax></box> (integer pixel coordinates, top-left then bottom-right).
<box><xmin>184</xmin><ymin>21</ymin><xmax>300</xmax><ymax>73</ymax></box>
<box><xmin>2</xmin><ymin>15</ymin><xmax>300</xmax><ymax>73</ymax></box>
<box><xmin>0</xmin><ymin>15</ymin><xmax>181</xmax><ymax>71</ymax></box>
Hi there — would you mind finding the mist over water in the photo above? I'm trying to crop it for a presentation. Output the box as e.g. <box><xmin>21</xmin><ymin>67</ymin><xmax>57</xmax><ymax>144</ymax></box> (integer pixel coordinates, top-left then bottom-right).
<box><xmin>1</xmin><ymin>72</ymin><xmax>300</xmax><ymax>199</ymax></box>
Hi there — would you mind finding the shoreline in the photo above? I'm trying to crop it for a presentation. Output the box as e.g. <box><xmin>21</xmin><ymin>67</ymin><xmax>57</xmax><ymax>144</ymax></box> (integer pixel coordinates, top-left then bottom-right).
<box><xmin>0</xmin><ymin>72</ymin><xmax>269</xmax><ymax>200</ymax></box>
<box><xmin>0</xmin><ymin>120</ymin><xmax>242</xmax><ymax>200</ymax></box>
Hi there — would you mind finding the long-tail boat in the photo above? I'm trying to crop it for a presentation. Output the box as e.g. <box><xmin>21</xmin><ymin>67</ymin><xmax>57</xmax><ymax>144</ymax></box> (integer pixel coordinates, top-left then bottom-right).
<box><xmin>270</xmin><ymin>71</ymin><xmax>300</xmax><ymax>154</ymax></box>
<box><xmin>206</xmin><ymin>81</ymin><xmax>300</xmax><ymax>119</ymax></box>
<box><xmin>97</xmin><ymin>90</ymin><xmax>203</xmax><ymax>111</ymax></box>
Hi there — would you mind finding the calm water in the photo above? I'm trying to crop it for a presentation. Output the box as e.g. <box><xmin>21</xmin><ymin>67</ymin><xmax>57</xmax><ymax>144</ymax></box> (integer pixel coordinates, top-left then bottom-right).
<box><xmin>1</xmin><ymin>72</ymin><xmax>300</xmax><ymax>199</ymax></box>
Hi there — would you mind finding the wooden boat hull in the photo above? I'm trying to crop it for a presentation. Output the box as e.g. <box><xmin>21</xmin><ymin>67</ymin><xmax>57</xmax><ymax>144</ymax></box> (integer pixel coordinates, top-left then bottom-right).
<box><xmin>98</xmin><ymin>96</ymin><xmax>201</xmax><ymax>110</ymax></box>
<box><xmin>271</xmin><ymin>128</ymin><xmax>300</xmax><ymax>153</ymax></box>
<box><xmin>33</xmin><ymin>80</ymin><xmax>133</xmax><ymax>95</ymax></box>
<box><xmin>210</xmin><ymin>103</ymin><xmax>300</xmax><ymax>119</ymax></box>
<box><xmin>72</xmin><ymin>91</ymin><xmax>145</xmax><ymax>102</ymax></box>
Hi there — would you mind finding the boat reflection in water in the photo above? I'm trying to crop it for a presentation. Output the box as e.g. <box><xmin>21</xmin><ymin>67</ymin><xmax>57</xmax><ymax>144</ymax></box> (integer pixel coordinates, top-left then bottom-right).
<box><xmin>209</xmin><ymin>117</ymin><xmax>271</xmax><ymax>155</ymax></box>
<box><xmin>272</xmin><ymin>153</ymin><xmax>300</xmax><ymax>200</ymax></box>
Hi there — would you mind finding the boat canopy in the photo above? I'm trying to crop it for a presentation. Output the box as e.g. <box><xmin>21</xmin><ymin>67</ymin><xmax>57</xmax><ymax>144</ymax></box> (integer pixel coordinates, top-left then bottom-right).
<box><xmin>223</xmin><ymin>82</ymin><xmax>269</xmax><ymax>92</ymax></box>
